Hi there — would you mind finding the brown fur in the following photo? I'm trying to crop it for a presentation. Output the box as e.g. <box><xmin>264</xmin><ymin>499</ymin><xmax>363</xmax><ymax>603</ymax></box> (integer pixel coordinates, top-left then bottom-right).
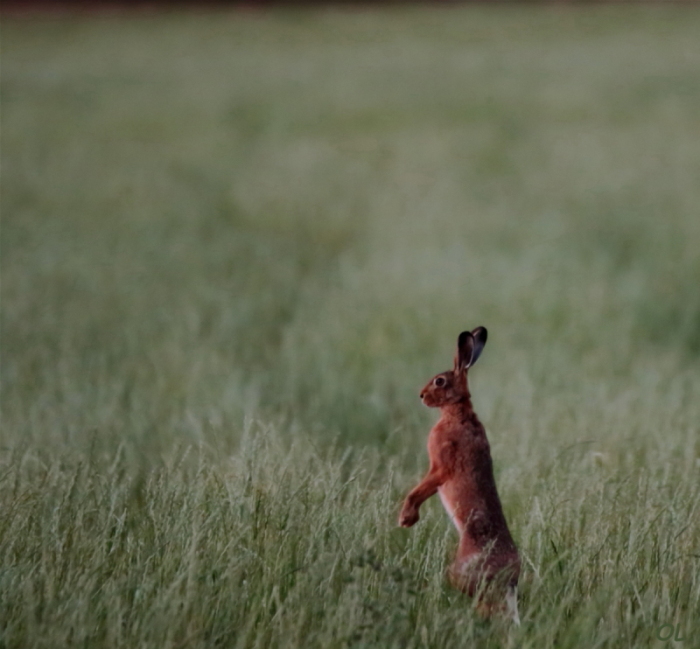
<box><xmin>399</xmin><ymin>328</ymin><xmax>520</xmax><ymax>619</ymax></box>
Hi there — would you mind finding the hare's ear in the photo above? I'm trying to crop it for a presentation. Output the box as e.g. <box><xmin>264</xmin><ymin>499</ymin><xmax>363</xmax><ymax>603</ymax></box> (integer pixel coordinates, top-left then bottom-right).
<box><xmin>468</xmin><ymin>326</ymin><xmax>488</xmax><ymax>367</ymax></box>
<box><xmin>455</xmin><ymin>331</ymin><xmax>475</xmax><ymax>373</ymax></box>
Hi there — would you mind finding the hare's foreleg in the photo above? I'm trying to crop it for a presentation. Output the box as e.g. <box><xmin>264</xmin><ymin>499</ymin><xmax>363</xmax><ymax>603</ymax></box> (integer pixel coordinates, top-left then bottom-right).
<box><xmin>399</xmin><ymin>471</ymin><xmax>445</xmax><ymax>527</ymax></box>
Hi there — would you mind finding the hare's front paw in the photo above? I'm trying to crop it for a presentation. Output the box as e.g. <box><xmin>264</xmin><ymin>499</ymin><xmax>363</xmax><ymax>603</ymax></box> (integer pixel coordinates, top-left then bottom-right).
<box><xmin>399</xmin><ymin>505</ymin><xmax>419</xmax><ymax>528</ymax></box>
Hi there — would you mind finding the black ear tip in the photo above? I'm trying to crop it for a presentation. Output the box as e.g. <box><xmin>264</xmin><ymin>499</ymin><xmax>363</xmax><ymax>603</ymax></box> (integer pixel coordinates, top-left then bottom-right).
<box><xmin>457</xmin><ymin>331</ymin><xmax>473</xmax><ymax>346</ymax></box>
<box><xmin>474</xmin><ymin>326</ymin><xmax>488</xmax><ymax>342</ymax></box>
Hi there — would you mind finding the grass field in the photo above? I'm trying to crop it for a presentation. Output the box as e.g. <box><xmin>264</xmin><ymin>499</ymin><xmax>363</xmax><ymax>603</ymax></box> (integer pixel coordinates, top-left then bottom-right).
<box><xmin>2</xmin><ymin>6</ymin><xmax>700</xmax><ymax>648</ymax></box>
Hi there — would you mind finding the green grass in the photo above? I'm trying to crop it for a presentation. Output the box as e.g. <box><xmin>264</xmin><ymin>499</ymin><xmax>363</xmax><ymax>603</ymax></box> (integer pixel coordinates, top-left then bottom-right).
<box><xmin>2</xmin><ymin>6</ymin><xmax>700</xmax><ymax>648</ymax></box>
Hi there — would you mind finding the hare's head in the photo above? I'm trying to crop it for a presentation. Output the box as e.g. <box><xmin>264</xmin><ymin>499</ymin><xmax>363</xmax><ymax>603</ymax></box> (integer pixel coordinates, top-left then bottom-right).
<box><xmin>420</xmin><ymin>327</ymin><xmax>488</xmax><ymax>408</ymax></box>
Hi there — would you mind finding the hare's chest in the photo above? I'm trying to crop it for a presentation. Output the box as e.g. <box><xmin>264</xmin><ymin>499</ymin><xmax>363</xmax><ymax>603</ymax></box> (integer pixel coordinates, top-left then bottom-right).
<box><xmin>438</xmin><ymin>487</ymin><xmax>461</xmax><ymax>531</ymax></box>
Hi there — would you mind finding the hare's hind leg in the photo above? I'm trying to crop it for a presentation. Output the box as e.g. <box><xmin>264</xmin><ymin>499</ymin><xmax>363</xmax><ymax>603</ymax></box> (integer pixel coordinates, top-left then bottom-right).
<box><xmin>473</xmin><ymin>585</ymin><xmax>520</xmax><ymax>624</ymax></box>
<box><xmin>505</xmin><ymin>586</ymin><xmax>520</xmax><ymax>626</ymax></box>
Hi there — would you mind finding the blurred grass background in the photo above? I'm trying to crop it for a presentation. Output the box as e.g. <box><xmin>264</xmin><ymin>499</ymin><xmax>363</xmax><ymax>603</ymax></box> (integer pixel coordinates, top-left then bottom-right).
<box><xmin>2</xmin><ymin>6</ymin><xmax>700</xmax><ymax>648</ymax></box>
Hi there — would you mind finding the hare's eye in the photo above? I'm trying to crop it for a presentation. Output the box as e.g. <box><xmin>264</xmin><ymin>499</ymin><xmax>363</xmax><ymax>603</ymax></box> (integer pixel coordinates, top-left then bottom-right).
<box><xmin>434</xmin><ymin>377</ymin><xmax>446</xmax><ymax>387</ymax></box>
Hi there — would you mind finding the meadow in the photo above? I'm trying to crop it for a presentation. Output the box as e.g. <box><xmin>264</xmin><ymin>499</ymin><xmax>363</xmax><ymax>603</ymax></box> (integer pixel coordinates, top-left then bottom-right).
<box><xmin>2</xmin><ymin>6</ymin><xmax>700</xmax><ymax>648</ymax></box>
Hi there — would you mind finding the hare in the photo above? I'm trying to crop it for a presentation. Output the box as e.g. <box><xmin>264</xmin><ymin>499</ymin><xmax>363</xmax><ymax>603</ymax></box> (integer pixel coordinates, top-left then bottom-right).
<box><xmin>399</xmin><ymin>327</ymin><xmax>520</xmax><ymax>624</ymax></box>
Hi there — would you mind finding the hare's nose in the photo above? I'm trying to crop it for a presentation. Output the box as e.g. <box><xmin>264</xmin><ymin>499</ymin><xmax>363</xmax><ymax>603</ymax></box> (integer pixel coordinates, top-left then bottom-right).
<box><xmin>419</xmin><ymin>390</ymin><xmax>425</xmax><ymax>400</ymax></box>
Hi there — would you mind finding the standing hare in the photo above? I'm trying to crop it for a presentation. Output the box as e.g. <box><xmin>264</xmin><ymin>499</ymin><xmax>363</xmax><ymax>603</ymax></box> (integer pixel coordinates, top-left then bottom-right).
<box><xmin>399</xmin><ymin>327</ymin><xmax>520</xmax><ymax>623</ymax></box>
